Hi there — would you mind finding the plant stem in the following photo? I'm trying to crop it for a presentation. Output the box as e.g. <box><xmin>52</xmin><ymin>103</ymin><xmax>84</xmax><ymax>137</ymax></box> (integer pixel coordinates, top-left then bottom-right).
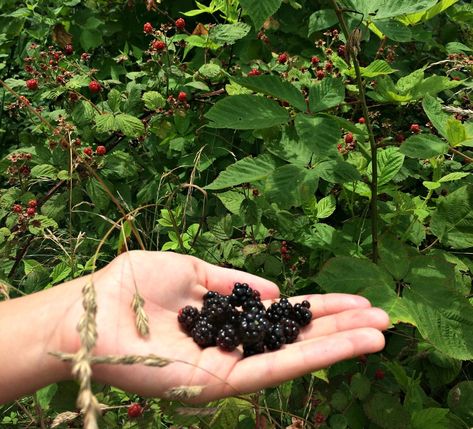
<box><xmin>331</xmin><ymin>1</ymin><xmax>379</xmax><ymax>262</ymax></box>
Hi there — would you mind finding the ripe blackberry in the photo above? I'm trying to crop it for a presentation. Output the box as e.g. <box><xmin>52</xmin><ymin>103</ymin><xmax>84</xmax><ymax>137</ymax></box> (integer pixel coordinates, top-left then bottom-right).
<box><xmin>293</xmin><ymin>303</ymin><xmax>312</xmax><ymax>327</ymax></box>
<box><xmin>229</xmin><ymin>282</ymin><xmax>253</xmax><ymax>307</ymax></box>
<box><xmin>266</xmin><ymin>298</ymin><xmax>293</xmax><ymax>323</ymax></box>
<box><xmin>201</xmin><ymin>293</ymin><xmax>233</xmax><ymax>324</ymax></box>
<box><xmin>282</xmin><ymin>318</ymin><xmax>300</xmax><ymax>344</ymax></box>
<box><xmin>177</xmin><ymin>306</ymin><xmax>200</xmax><ymax>333</ymax></box>
<box><xmin>241</xmin><ymin>289</ymin><xmax>265</xmax><ymax>312</ymax></box>
<box><xmin>191</xmin><ymin>318</ymin><xmax>217</xmax><ymax>348</ymax></box>
<box><xmin>243</xmin><ymin>342</ymin><xmax>265</xmax><ymax>357</ymax></box>
<box><xmin>216</xmin><ymin>324</ymin><xmax>240</xmax><ymax>352</ymax></box>
<box><xmin>238</xmin><ymin>308</ymin><xmax>269</xmax><ymax>345</ymax></box>
<box><xmin>264</xmin><ymin>323</ymin><xmax>286</xmax><ymax>351</ymax></box>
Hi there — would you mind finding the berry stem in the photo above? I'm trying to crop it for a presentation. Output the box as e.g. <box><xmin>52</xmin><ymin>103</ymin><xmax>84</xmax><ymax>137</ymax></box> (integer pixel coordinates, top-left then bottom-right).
<box><xmin>331</xmin><ymin>1</ymin><xmax>379</xmax><ymax>263</ymax></box>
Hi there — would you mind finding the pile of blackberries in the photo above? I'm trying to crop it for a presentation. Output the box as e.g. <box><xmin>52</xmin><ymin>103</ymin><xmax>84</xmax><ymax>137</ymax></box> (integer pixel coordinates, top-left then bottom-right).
<box><xmin>178</xmin><ymin>282</ymin><xmax>312</xmax><ymax>357</ymax></box>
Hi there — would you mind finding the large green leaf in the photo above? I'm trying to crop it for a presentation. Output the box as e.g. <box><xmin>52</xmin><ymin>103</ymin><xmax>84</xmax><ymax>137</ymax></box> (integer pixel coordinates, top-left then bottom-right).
<box><xmin>308</xmin><ymin>78</ymin><xmax>345</xmax><ymax>113</ymax></box>
<box><xmin>295</xmin><ymin>114</ymin><xmax>340</xmax><ymax>157</ymax></box>
<box><xmin>400</xmin><ymin>134</ymin><xmax>449</xmax><ymax>158</ymax></box>
<box><xmin>422</xmin><ymin>94</ymin><xmax>450</xmax><ymax>140</ymax></box>
<box><xmin>210</xmin><ymin>22</ymin><xmax>251</xmax><ymax>45</ymax></box>
<box><xmin>267</xmin><ymin>126</ymin><xmax>314</xmax><ymax>167</ymax></box>
<box><xmin>239</xmin><ymin>0</ymin><xmax>282</xmax><ymax>29</ymax></box>
<box><xmin>378</xmin><ymin>234</ymin><xmax>410</xmax><ymax>281</ymax></box>
<box><xmin>403</xmin><ymin>256</ymin><xmax>473</xmax><ymax>360</ymax></box>
<box><xmin>363</xmin><ymin>392</ymin><xmax>410</xmax><ymax>429</ymax></box>
<box><xmin>205</xmin><ymin>95</ymin><xmax>290</xmax><ymax>129</ymax></box>
<box><xmin>448</xmin><ymin>382</ymin><xmax>473</xmax><ymax>425</ymax></box>
<box><xmin>205</xmin><ymin>154</ymin><xmax>276</xmax><ymax>190</ymax></box>
<box><xmin>314</xmin><ymin>160</ymin><xmax>361</xmax><ymax>184</ymax></box>
<box><xmin>232</xmin><ymin>75</ymin><xmax>306</xmax><ymax>111</ymax></box>
<box><xmin>308</xmin><ymin>9</ymin><xmax>338</xmax><ymax>35</ymax></box>
<box><xmin>398</xmin><ymin>0</ymin><xmax>460</xmax><ymax>24</ymax></box>
<box><xmin>346</xmin><ymin>0</ymin><xmax>438</xmax><ymax>20</ymax></box>
<box><xmin>430</xmin><ymin>185</ymin><xmax>473</xmax><ymax>249</ymax></box>
<box><xmin>367</xmin><ymin>146</ymin><xmax>404</xmax><ymax>187</ymax></box>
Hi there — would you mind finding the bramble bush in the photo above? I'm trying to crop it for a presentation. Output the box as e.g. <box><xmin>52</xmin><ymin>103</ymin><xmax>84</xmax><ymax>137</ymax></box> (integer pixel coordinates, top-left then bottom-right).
<box><xmin>1</xmin><ymin>0</ymin><xmax>473</xmax><ymax>428</ymax></box>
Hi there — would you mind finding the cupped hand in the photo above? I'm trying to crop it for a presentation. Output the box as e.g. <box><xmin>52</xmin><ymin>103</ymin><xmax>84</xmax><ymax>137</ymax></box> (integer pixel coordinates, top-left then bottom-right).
<box><xmin>61</xmin><ymin>251</ymin><xmax>389</xmax><ymax>402</ymax></box>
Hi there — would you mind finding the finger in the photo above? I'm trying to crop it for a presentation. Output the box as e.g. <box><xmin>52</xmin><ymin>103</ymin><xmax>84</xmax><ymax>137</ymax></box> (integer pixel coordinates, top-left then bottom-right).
<box><xmin>226</xmin><ymin>328</ymin><xmax>385</xmax><ymax>396</ymax></box>
<box><xmin>298</xmin><ymin>307</ymin><xmax>390</xmax><ymax>340</ymax></box>
<box><xmin>191</xmin><ymin>256</ymin><xmax>280</xmax><ymax>300</ymax></box>
<box><xmin>264</xmin><ymin>293</ymin><xmax>372</xmax><ymax>318</ymax></box>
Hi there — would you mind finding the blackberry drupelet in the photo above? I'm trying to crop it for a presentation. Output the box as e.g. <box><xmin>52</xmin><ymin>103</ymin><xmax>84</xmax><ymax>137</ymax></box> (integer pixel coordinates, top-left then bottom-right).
<box><xmin>216</xmin><ymin>324</ymin><xmax>240</xmax><ymax>352</ymax></box>
<box><xmin>243</xmin><ymin>342</ymin><xmax>265</xmax><ymax>357</ymax></box>
<box><xmin>282</xmin><ymin>318</ymin><xmax>300</xmax><ymax>344</ymax></box>
<box><xmin>264</xmin><ymin>323</ymin><xmax>286</xmax><ymax>351</ymax></box>
<box><xmin>229</xmin><ymin>282</ymin><xmax>253</xmax><ymax>307</ymax></box>
<box><xmin>191</xmin><ymin>317</ymin><xmax>217</xmax><ymax>348</ymax></box>
<box><xmin>177</xmin><ymin>306</ymin><xmax>200</xmax><ymax>333</ymax></box>
<box><xmin>201</xmin><ymin>293</ymin><xmax>233</xmax><ymax>324</ymax></box>
<box><xmin>239</xmin><ymin>308</ymin><xmax>268</xmax><ymax>345</ymax></box>
<box><xmin>293</xmin><ymin>302</ymin><xmax>312</xmax><ymax>327</ymax></box>
<box><xmin>266</xmin><ymin>298</ymin><xmax>293</xmax><ymax>323</ymax></box>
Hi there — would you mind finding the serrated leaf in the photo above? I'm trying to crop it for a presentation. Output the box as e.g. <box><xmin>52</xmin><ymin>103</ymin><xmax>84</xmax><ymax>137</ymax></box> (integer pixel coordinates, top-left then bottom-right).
<box><xmin>446</xmin><ymin>118</ymin><xmax>467</xmax><ymax>146</ymax></box>
<box><xmin>315</xmin><ymin>160</ymin><xmax>361</xmax><ymax>184</ymax></box>
<box><xmin>205</xmin><ymin>155</ymin><xmax>276</xmax><ymax>190</ymax></box>
<box><xmin>95</xmin><ymin>113</ymin><xmax>117</xmax><ymax>133</ymax></box>
<box><xmin>378</xmin><ymin>234</ymin><xmax>410</xmax><ymax>281</ymax></box>
<box><xmin>142</xmin><ymin>91</ymin><xmax>166</xmax><ymax>110</ymax></box>
<box><xmin>439</xmin><ymin>172</ymin><xmax>470</xmax><ymax>182</ymax></box>
<box><xmin>308</xmin><ymin>9</ymin><xmax>338</xmax><ymax>35</ymax></box>
<box><xmin>400</xmin><ymin>134</ymin><xmax>449</xmax><ymax>158</ymax></box>
<box><xmin>363</xmin><ymin>392</ymin><xmax>410</xmax><ymax>429</ymax></box>
<box><xmin>422</xmin><ymin>94</ymin><xmax>450</xmax><ymax>140</ymax></box>
<box><xmin>295</xmin><ymin>114</ymin><xmax>340</xmax><ymax>157</ymax></box>
<box><xmin>430</xmin><ymin>185</ymin><xmax>473</xmax><ymax>249</ymax></box>
<box><xmin>359</xmin><ymin>60</ymin><xmax>397</xmax><ymax>78</ymax></box>
<box><xmin>30</xmin><ymin>164</ymin><xmax>58</xmax><ymax>179</ymax></box>
<box><xmin>448</xmin><ymin>382</ymin><xmax>473</xmax><ymax>425</ymax></box>
<box><xmin>115</xmin><ymin>113</ymin><xmax>144</xmax><ymax>137</ymax></box>
<box><xmin>239</xmin><ymin>0</ymin><xmax>282</xmax><ymax>29</ymax></box>
<box><xmin>308</xmin><ymin>78</ymin><xmax>345</xmax><ymax>112</ymax></box>
<box><xmin>232</xmin><ymin>75</ymin><xmax>306</xmax><ymax>111</ymax></box>
<box><xmin>316</xmin><ymin>195</ymin><xmax>336</xmax><ymax>219</ymax></box>
<box><xmin>350</xmin><ymin>0</ymin><xmax>438</xmax><ymax>20</ymax></box>
<box><xmin>350</xmin><ymin>373</ymin><xmax>371</xmax><ymax>400</ymax></box>
<box><xmin>205</xmin><ymin>95</ymin><xmax>290</xmax><ymax>129</ymax></box>
<box><xmin>210</xmin><ymin>22</ymin><xmax>251</xmax><ymax>45</ymax></box>
<box><xmin>411</xmin><ymin>408</ymin><xmax>450</xmax><ymax>429</ymax></box>
<box><xmin>198</xmin><ymin>63</ymin><xmax>224</xmax><ymax>79</ymax></box>
<box><xmin>368</xmin><ymin>147</ymin><xmax>404</xmax><ymax>187</ymax></box>
<box><xmin>403</xmin><ymin>256</ymin><xmax>473</xmax><ymax>359</ymax></box>
<box><xmin>398</xmin><ymin>0</ymin><xmax>460</xmax><ymax>25</ymax></box>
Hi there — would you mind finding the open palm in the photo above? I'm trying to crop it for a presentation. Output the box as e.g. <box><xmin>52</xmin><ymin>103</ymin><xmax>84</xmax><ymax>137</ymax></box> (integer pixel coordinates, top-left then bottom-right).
<box><xmin>63</xmin><ymin>251</ymin><xmax>389</xmax><ymax>403</ymax></box>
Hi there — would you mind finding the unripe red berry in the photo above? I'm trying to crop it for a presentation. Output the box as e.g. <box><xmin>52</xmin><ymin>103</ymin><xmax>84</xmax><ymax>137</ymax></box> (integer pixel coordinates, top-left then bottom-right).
<box><xmin>143</xmin><ymin>22</ymin><xmax>154</xmax><ymax>33</ymax></box>
<box><xmin>12</xmin><ymin>204</ymin><xmax>23</xmax><ymax>214</ymax></box>
<box><xmin>175</xmin><ymin>18</ymin><xmax>186</xmax><ymax>29</ymax></box>
<box><xmin>28</xmin><ymin>199</ymin><xmax>37</xmax><ymax>208</ymax></box>
<box><xmin>177</xmin><ymin>91</ymin><xmax>187</xmax><ymax>102</ymax></box>
<box><xmin>152</xmin><ymin>40</ymin><xmax>166</xmax><ymax>51</ymax></box>
<box><xmin>374</xmin><ymin>368</ymin><xmax>385</xmax><ymax>380</ymax></box>
<box><xmin>315</xmin><ymin>412</ymin><xmax>326</xmax><ymax>424</ymax></box>
<box><xmin>127</xmin><ymin>403</ymin><xmax>143</xmax><ymax>418</ymax></box>
<box><xmin>316</xmin><ymin>69</ymin><xmax>325</xmax><ymax>80</ymax></box>
<box><xmin>338</xmin><ymin>44</ymin><xmax>346</xmax><ymax>56</ymax></box>
<box><xmin>83</xmin><ymin>147</ymin><xmax>93</xmax><ymax>156</ymax></box>
<box><xmin>26</xmin><ymin>207</ymin><xmax>36</xmax><ymax>217</ymax></box>
<box><xmin>64</xmin><ymin>44</ymin><xmax>73</xmax><ymax>55</ymax></box>
<box><xmin>311</xmin><ymin>56</ymin><xmax>320</xmax><ymax>65</ymax></box>
<box><xmin>358</xmin><ymin>117</ymin><xmax>365</xmax><ymax>124</ymax></box>
<box><xmin>96</xmin><ymin>145</ymin><xmax>106</xmax><ymax>156</ymax></box>
<box><xmin>410</xmin><ymin>123</ymin><xmax>421</xmax><ymax>134</ymax></box>
<box><xmin>248</xmin><ymin>68</ymin><xmax>261</xmax><ymax>77</ymax></box>
<box><xmin>395</xmin><ymin>133</ymin><xmax>405</xmax><ymax>143</ymax></box>
<box><xmin>88</xmin><ymin>81</ymin><xmax>101</xmax><ymax>94</ymax></box>
<box><xmin>277</xmin><ymin>53</ymin><xmax>288</xmax><ymax>64</ymax></box>
<box><xmin>325</xmin><ymin>61</ymin><xmax>333</xmax><ymax>72</ymax></box>
<box><xmin>344</xmin><ymin>132</ymin><xmax>354</xmax><ymax>144</ymax></box>
<box><xmin>26</xmin><ymin>79</ymin><xmax>38</xmax><ymax>90</ymax></box>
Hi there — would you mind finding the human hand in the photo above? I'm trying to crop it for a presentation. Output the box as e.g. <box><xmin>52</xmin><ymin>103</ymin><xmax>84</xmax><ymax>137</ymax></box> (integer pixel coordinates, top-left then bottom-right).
<box><xmin>60</xmin><ymin>251</ymin><xmax>389</xmax><ymax>403</ymax></box>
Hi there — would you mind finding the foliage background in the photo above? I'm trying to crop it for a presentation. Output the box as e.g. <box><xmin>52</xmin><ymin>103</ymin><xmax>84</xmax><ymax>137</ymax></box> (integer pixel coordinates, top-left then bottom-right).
<box><xmin>0</xmin><ymin>0</ymin><xmax>472</xmax><ymax>427</ymax></box>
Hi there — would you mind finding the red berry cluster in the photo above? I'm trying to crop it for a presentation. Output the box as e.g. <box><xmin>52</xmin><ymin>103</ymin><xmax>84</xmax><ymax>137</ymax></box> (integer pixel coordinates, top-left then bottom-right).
<box><xmin>83</xmin><ymin>145</ymin><xmax>107</xmax><ymax>157</ymax></box>
<box><xmin>314</xmin><ymin>412</ymin><xmax>326</xmax><ymax>425</ymax></box>
<box><xmin>277</xmin><ymin>52</ymin><xmax>288</xmax><ymax>64</ymax></box>
<box><xmin>248</xmin><ymin>68</ymin><xmax>262</xmax><ymax>77</ymax></box>
<box><xmin>11</xmin><ymin>199</ymin><xmax>40</xmax><ymax>232</ymax></box>
<box><xmin>410</xmin><ymin>123</ymin><xmax>421</xmax><ymax>134</ymax></box>
<box><xmin>175</xmin><ymin>18</ymin><xmax>186</xmax><ymax>29</ymax></box>
<box><xmin>5</xmin><ymin>152</ymin><xmax>32</xmax><ymax>185</ymax></box>
<box><xmin>127</xmin><ymin>403</ymin><xmax>143</xmax><ymax>418</ymax></box>
<box><xmin>338</xmin><ymin>132</ymin><xmax>356</xmax><ymax>154</ymax></box>
<box><xmin>88</xmin><ymin>80</ymin><xmax>101</xmax><ymax>94</ymax></box>
<box><xmin>280</xmin><ymin>241</ymin><xmax>290</xmax><ymax>263</ymax></box>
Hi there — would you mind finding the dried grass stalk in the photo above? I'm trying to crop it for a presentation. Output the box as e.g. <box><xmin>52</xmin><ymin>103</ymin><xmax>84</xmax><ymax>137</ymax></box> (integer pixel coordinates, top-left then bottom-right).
<box><xmin>132</xmin><ymin>292</ymin><xmax>150</xmax><ymax>337</ymax></box>
<box><xmin>164</xmin><ymin>385</ymin><xmax>204</xmax><ymax>400</ymax></box>
<box><xmin>51</xmin><ymin>411</ymin><xmax>80</xmax><ymax>428</ymax></box>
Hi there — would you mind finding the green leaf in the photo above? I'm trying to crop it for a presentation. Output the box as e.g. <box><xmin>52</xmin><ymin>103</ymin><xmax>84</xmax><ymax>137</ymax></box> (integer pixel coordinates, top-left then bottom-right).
<box><xmin>205</xmin><ymin>154</ymin><xmax>276</xmax><ymax>190</ymax></box>
<box><xmin>36</xmin><ymin>384</ymin><xmax>58</xmax><ymax>409</ymax></box>
<box><xmin>210</xmin><ymin>22</ymin><xmax>251</xmax><ymax>45</ymax></box>
<box><xmin>373</xmin><ymin>20</ymin><xmax>413</xmax><ymax>42</ymax></box>
<box><xmin>316</xmin><ymin>195</ymin><xmax>337</xmax><ymax>219</ymax></box>
<box><xmin>403</xmin><ymin>256</ymin><xmax>473</xmax><ymax>359</ymax></box>
<box><xmin>198</xmin><ymin>63</ymin><xmax>224</xmax><ymax>79</ymax></box>
<box><xmin>448</xmin><ymin>382</ymin><xmax>473</xmax><ymax>425</ymax></box>
<box><xmin>398</xmin><ymin>0</ymin><xmax>460</xmax><ymax>24</ymax></box>
<box><xmin>430</xmin><ymin>185</ymin><xmax>473</xmax><ymax>249</ymax></box>
<box><xmin>359</xmin><ymin>60</ymin><xmax>397</xmax><ymax>78</ymax></box>
<box><xmin>350</xmin><ymin>373</ymin><xmax>371</xmax><ymax>400</ymax></box>
<box><xmin>30</xmin><ymin>164</ymin><xmax>58</xmax><ymax>179</ymax></box>
<box><xmin>422</xmin><ymin>95</ymin><xmax>450</xmax><ymax>140</ymax></box>
<box><xmin>107</xmin><ymin>88</ymin><xmax>121</xmax><ymax>113</ymax></box>
<box><xmin>308</xmin><ymin>9</ymin><xmax>338</xmax><ymax>35</ymax></box>
<box><xmin>349</xmin><ymin>0</ymin><xmax>438</xmax><ymax>20</ymax></box>
<box><xmin>315</xmin><ymin>160</ymin><xmax>361</xmax><ymax>184</ymax></box>
<box><xmin>308</xmin><ymin>78</ymin><xmax>345</xmax><ymax>112</ymax></box>
<box><xmin>85</xmin><ymin>178</ymin><xmax>112</xmax><ymax>211</ymax></box>
<box><xmin>446</xmin><ymin>118</ymin><xmax>467</xmax><ymax>146</ymax></box>
<box><xmin>115</xmin><ymin>113</ymin><xmax>145</xmax><ymax>137</ymax></box>
<box><xmin>363</xmin><ymin>392</ymin><xmax>410</xmax><ymax>429</ymax></box>
<box><xmin>378</xmin><ymin>234</ymin><xmax>410</xmax><ymax>281</ymax></box>
<box><xmin>205</xmin><ymin>95</ymin><xmax>290</xmax><ymax>129</ymax></box>
<box><xmin>210</xmin><ymin>398</ymin><xmax>244</xmax><ymax>429</ymax></box>
<box><xmin>95</xmin><ymin>113</ymin><xmax>117</xmax><ymax>133</ymax></box>
<box><xmin>411</xmin><ymin>408</ymin><xmax>450</xmax><ymax>429</ymax></box>
<box><xmin>216</xmin><ymin>191</ymin><xmax>245</xmax><ymax>214</ymax></box>
<box><xmin>295</xmin><ymin>114</ymin><xmax>340</xmax><ymax>157</ymax></box>
<box><xmin>232</xmin><ymin>75</ymin><xmax>306</xmax><ymax>111</ymax></box>
<box><xmin>439</xmin><ymin>172</ymin><xmax>470</xmax><ymax>182</ymax></box>
<box><xmin>102</xmin><ymin>150</ymin><xmax>138</xmax><ymax>179</ymax></box>
<box><xmin>28</xmin><ymin>215</ymin><xmax>58</xmax><ymax>235</ymax></box>
<box><xmin>400</xmin><ymin>134</ymin><xmax>449</xmax><ymax>158</ymax></box>
<box><xmin>368</xmin><ymin>147</ymin><xmax>404</xmax><ymax>187</ymax></box>
<box><xmin>239</xmin><ymin>0</ymin><xmax>282</xmax><ymax>29</ymax></box>
<box><xmin>142</xmin><ymin>91</ymin><xmax>166</xmax><ymax>110</ymax></box>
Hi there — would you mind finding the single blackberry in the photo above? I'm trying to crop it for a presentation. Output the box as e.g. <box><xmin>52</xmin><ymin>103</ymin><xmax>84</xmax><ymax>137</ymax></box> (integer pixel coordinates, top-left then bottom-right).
<box><xmin>264</xmin><ymin>323</ymin><xmax>286</xmax><ymax>351</ymax></box>
<box><xmin>203</xmin><ymin>290</ymin><xmax>219</xmax><ymax>301</ymax></box>
<box><xmin>229</xmin><ymin>282</ymin><xmax>253</xmax><ymax>307</ymax></box>
<box><xmin>243</xmin><ymin>342</ymin><xmax>265</xmax><ymax>357</ymax></box>
<box><xmin>201</xmin><ymin>293</ymin><xmax>233</xmax><ymax>325</ymax></box>
<box><xmin>177</xmin><ymin>306</ymin><xmax>200</xmax><ymax>333</ymax></box>
<box><xmin>281</xmin><ymin>318</ymin><xmax>300</xmax><ymax>344</ymax></box>
<box><xmin>301</xmin><ymin>300</ymin><xmax>310</xmax><ymax>308</ymax></box>
<box><xmin>241</xmin><ymin>289</ymin><xmax>265</xmax><ymax>312</ymax></box>
<box><xmin>191</xmin><ymin>317</ymin><xmax>217</xmax><ymax>348</ymax></box>
<box><xmin>238</xmin><ymin>308</ymin><xmax>269</xmax><ymax>345</ymax></box>
<box><xmin>266</xmin><ymin>298</ymin><xmax>293</xmax><ymax>323</ymax></box>
<box><xmin>216</xmin><ymin>324</ymin><xmax>240</xmax><ymax>352</ymax></box>
<box><xmin>293</xmin><ymin>303</ymin><xmax>312</xmax><ymax>327</ymax></box>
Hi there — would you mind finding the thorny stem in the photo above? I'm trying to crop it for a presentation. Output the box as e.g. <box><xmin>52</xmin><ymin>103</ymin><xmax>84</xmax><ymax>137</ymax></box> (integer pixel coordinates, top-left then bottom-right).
<box><xmin>331</xmin><ymin>1</ymin><xmax>379</xmax><ymax>263</ymax></box>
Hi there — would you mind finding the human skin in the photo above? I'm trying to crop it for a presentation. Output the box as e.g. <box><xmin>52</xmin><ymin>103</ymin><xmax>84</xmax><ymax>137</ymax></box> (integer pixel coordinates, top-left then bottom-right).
<box><xmin>0</xmin><ymin>251</ymin><xmax>390</xmax><ymax>404</ymax></box>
